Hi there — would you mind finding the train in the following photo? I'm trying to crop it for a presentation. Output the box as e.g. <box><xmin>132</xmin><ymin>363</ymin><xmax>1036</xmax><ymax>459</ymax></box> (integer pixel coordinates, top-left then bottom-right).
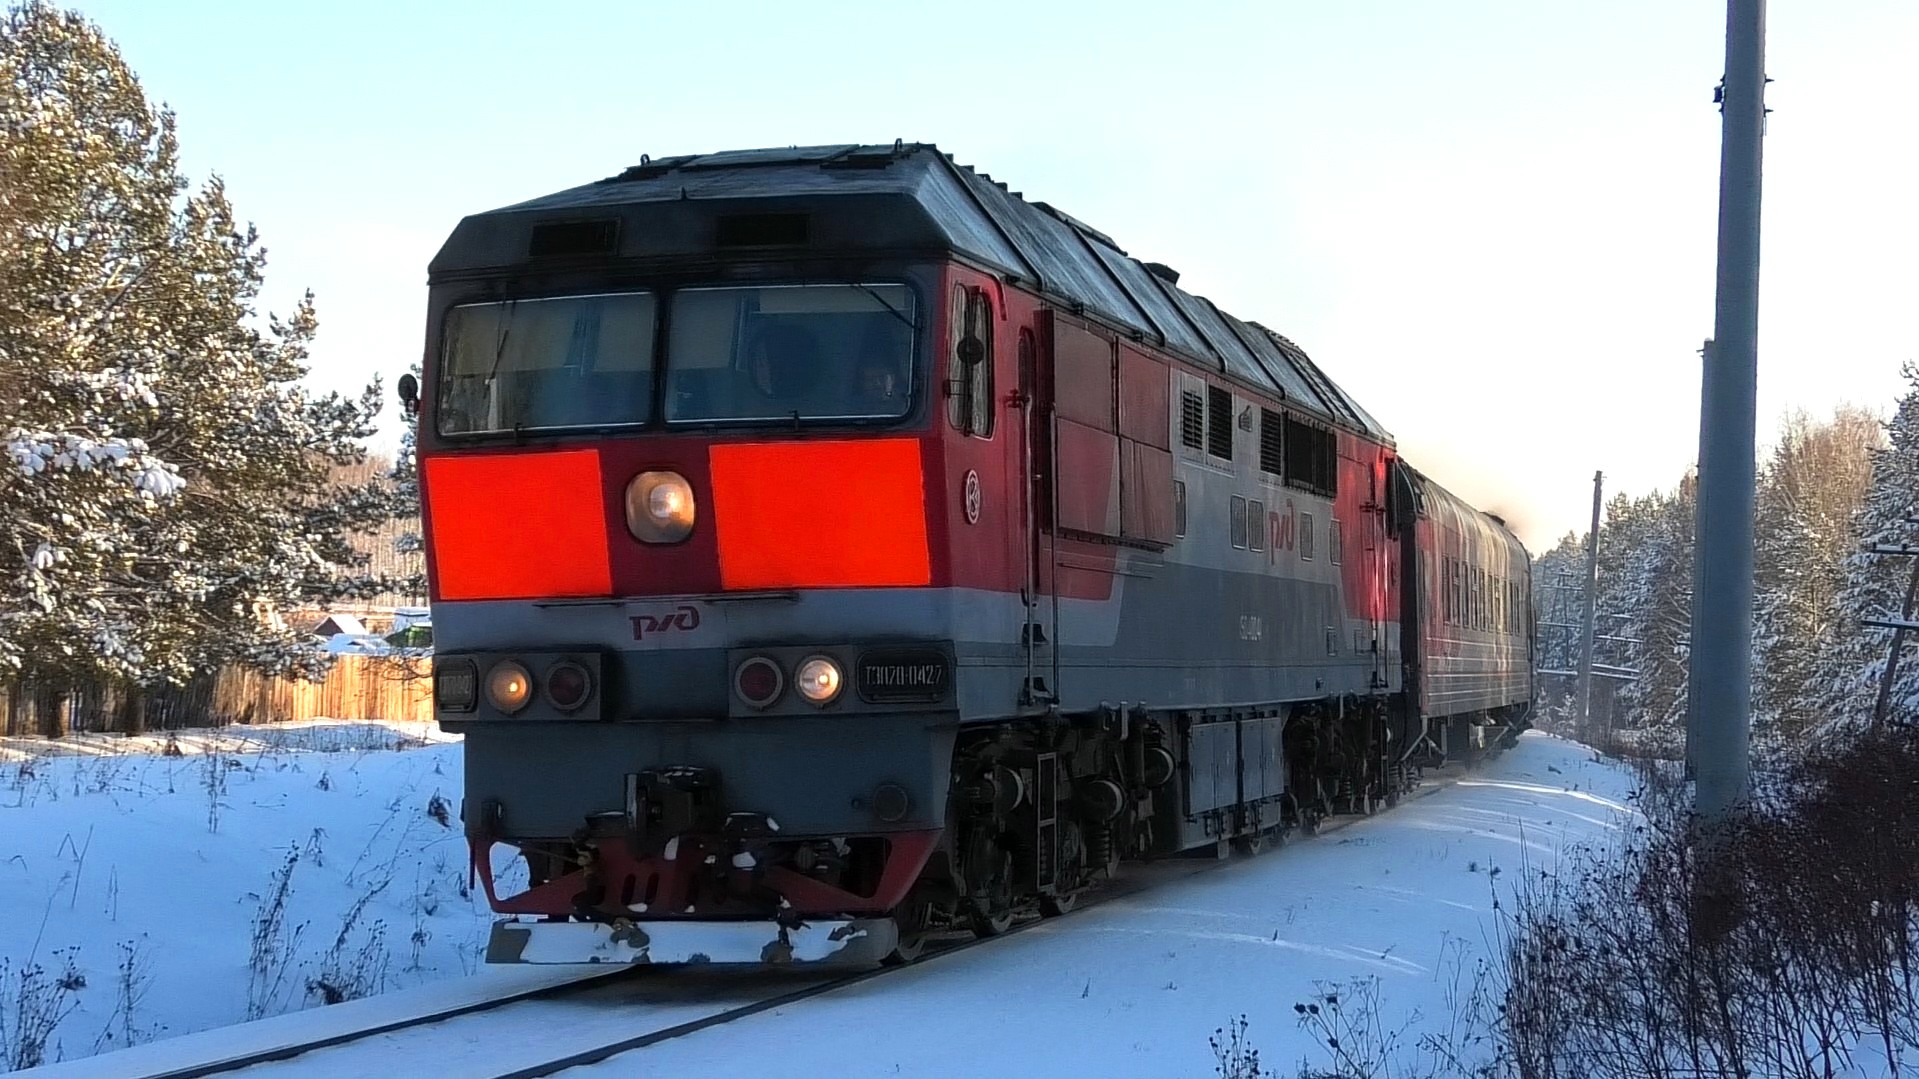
<box><xmin>399</xmin><ymin>142</ymin><xmax>1534</xmax><ymax>966</ymax></box>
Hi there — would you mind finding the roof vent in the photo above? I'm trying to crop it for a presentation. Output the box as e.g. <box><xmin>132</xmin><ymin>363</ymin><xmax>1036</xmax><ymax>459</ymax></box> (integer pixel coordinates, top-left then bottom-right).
<box><xmin>1143</xmin><ymin>262</ymin><xmax>1180</xmax><ymax>285</ymax></box>
<box><xmin>716</xmin><ymin>212</ymin><xmax>809</xmax><ymax>247</ymax></box>
<box><xmin>528</xmin><ymin>219</ymin><xmax>618</xmax><ymax>259</ymax></box>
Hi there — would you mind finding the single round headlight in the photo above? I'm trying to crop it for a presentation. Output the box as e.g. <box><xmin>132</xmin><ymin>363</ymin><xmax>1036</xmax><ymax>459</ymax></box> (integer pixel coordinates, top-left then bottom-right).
<box><xmin>486</xmin><ymin>661</ymin><xmax>533</xmax><ymax>714</ymax></box>
<box><xmin>794</xmin><ymin>656</ymin><xmax>844</xmax><ymax>706</ymax></box>
<box><xmin>624</xmin><ymin>471</ymin><xmax>696</xmax><ymax>544</ymax></box>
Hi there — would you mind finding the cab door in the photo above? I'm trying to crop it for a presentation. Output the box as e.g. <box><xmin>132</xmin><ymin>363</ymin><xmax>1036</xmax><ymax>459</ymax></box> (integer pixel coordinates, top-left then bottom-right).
<box><xmin>1017</xmin><ymin>325</ymin><xmax>1056</xmax><ymax>705</ymax></box>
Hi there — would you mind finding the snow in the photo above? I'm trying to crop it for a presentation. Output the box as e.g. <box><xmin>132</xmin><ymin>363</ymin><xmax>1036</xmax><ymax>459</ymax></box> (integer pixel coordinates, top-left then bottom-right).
<box><xmin>320</xmin><ymin>633</ymin><xmax>388</xmax><ymax>656</ymax></box>
<box><xmin>563</xmin><ymin>731</ymin><xmax>1636</xmax><ymax>1079</ymax></box>
<box><xmin>0</xmin><ymin>719</ymin><xmax>513</xmax><ymax>1071</ymax></box>
<box><xmin>310</xmin><ymin>614</ymin><xmax>367</xmax><ymax>638</ymax></box>
<box><xmin>2</xmin><ymin>729</ymin><xmax>1635</xmax><ymax>1078</ymax></box>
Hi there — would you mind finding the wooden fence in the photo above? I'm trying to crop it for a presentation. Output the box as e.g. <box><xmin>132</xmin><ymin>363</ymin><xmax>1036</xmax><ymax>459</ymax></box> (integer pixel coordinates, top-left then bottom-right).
<box><xmin>3</xmin><ymin>654</ymin><xmax>434</xmax><ymax>737</ymax></box>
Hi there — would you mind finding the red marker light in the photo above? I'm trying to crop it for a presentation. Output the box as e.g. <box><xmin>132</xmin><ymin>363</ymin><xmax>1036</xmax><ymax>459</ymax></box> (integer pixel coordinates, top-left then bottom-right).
<box><xmin>545</xmin><ymin>662</ymin><xmax>592</xmax><ymax>713</ymax></box>
<box><xmin>735</xmin><ymin>657</ymin><xmax>783</xmax><ymax>709</ymax></box>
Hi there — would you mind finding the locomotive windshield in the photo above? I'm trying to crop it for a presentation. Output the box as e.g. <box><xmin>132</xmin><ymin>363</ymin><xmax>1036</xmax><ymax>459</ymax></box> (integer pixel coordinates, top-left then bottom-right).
<box><xmin>435</xmin><ymin>284</ymin><xmax>915</xmax><ymax>436</ymax></box>
<box><xmin>663</xmin><ymin>284</ymin><xmax>914</xmax><ymax>424</ymax></box>
<box><xmin>438</xmin><ymin>292</ymin><xmax>658</xmax><ymax>435</ymax></box>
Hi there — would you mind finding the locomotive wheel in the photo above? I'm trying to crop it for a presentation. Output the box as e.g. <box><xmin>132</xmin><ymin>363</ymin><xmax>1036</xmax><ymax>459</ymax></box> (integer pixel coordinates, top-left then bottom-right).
<box><xmin>882</xmin><ymin>902</ymin><xmax>932</xmax><ymax>966</ymax></box>
<box><xmin>1232</xmin><ymin>829</ymin><xmax>1267</xmax><ymax>856</ymax></box>
<box><xmin>1040</xmin><ymin>822</ymin><xmax>1087</xmax><ymax>917</ymax></box>
<box><xmin>969</xmin><ymin>902</ymin><xmax>1015</xmax><ymax>936</ymax></box>
<box><xmin>964</xmin><ymin>829</ymin><xmax>1017</xmax><ymax>937</ymax></box>
<box><xmin>1039</xmin><ymin>889</ymin><xmax>1079</xmax><ymax>917</ymax></box>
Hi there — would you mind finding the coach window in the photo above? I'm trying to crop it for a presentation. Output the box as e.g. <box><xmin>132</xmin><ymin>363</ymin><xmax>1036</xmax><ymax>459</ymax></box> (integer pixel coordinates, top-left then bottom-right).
<box><xmin>1230</xmin><ymin>495</ymin><xmax>1249</xmax><ymax>549</ymax></box>
<box><xmin>1300</xmin><ymin>512</ymin><xmax>1316</xmax><ymax>561</ymax></box>
<box><xmin>1330</xmin><ymin>519</ymin><xmax>1343</xmax><ymax>566</ymax></box>
<box><xmin>947</xmin><ymin>284</ymin><xmax>994</xmax><ymax>437</ymax></box>
<box><xmin>1249</xmin><ymin>500</ymin><xmax>1265</xmax><ymax>552</ymax></box>
<box><xmin>1443</xmin><ymin>552</ymin><xmax>1458</xmax><ymax>622</ymax></box>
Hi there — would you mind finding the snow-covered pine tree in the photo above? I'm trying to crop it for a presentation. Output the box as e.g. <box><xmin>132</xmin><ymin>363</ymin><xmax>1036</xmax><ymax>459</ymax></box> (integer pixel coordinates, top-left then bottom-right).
<box><xmin>0</xmin><ymin>2</ymin><xmax>388</xmax><ymax>695</ymax></box>
<box><xmin>1608</xmin><ymin>480</ymin><xmax>1696</xmax><ymax>737</ymax></box>
<box><xmin>1821</xmin><ymin>366</ymin><xmax>1919</xmax><ymax>730</ymax></box>
<box><xmin>1529</xmin><ymin>532</ymin><xmax>1585</xmax><ymax>729</ymax></box>
<box><xmin>1751</xmin><ymin>407</ymin><xmax>1880</xmax><ymax>745</ymax></box>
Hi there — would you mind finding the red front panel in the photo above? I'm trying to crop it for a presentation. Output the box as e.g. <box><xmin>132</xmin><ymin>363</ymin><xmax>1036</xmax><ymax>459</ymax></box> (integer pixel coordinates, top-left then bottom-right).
<box><xmin>423</xmin><ymin>450</ymin><xmax>614</xmax><ymax>601</ymax></box>
<box><xmin>424</xmin><ymin>435</ymin><xmax>942</xmax><ymax>601</ymax></box>
<box><xmin>709</xmin><ymin>438</ymin><xmax>933</xmax><ymax>590</ymax></box>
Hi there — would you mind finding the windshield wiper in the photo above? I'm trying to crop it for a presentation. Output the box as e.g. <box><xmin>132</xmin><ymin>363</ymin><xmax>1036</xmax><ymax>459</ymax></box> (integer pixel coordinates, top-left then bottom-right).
<box><xmin>850</xmin><ymin>282</ymin><xmax>917</xmax><ymax>332</ymax></box>
<box><xmin>481</xmin><ymin>298</ymin><xmax>519</xmax><ymax>395</ymax></box>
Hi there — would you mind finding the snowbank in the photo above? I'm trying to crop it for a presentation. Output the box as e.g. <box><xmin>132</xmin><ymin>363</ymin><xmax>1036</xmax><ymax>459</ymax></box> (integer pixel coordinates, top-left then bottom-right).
<box><xmin>0</xmin><ymin>720</ymin><xmax>509</xmax><ymax>1071</ymax></box>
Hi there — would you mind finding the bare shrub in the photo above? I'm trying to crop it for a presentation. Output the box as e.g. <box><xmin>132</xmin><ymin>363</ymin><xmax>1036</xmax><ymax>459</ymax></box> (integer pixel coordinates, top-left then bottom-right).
<box><xmin>1500</xmin><ymin>725</ymin><xmax>1919</xmax><ymax>1078</ymax></box>
<box><xmin>1290</xmin><ymin>979</ymin><xmax>1417</xmax><ymax>1079</ymax></box>
<box><xmin>245</xmin><ymin>849</ymin><xmax>308</xmax><ymax>1020</ymax></box>
<box><xmin>306</xmin><ymin>879</ymin><xmax>390</xmax><ymax>1006</ymax></box>
<box><xmin>90</xmin><ymin>938</ymin><xmax>157</xmax><ymax>1054</ymax></box>
<box><xmin>201</xmin><ymin>747</ymin><xmax>228</xmax><ymax>833</ymax></box>
<box><xmin>0</xmin><ymin>948</ymin><xmax>87</xmax><ymax>1071</ymax></box>
<box><xmin>1211</xmin><ymin>1014</ymin><xmax>1270</xmax><ymax>1079</ymax></box>
<box><xmin>305</xmin><ymin>929</ymin><xmax>388</xmax><ymax>1006</ymax></box>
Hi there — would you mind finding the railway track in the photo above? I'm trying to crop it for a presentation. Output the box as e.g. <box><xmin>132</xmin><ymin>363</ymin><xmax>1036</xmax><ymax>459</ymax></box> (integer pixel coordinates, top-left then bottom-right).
<box><xmin>114</xmin><ymin>759</ymin><xmax>1480</xmax><ymax>1079</ymax></box>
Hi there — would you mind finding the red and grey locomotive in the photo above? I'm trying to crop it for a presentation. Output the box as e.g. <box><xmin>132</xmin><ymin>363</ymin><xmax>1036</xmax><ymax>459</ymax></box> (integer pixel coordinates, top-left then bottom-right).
<box><xmin>406</xmin><ymin>143</ymin><xmax>1534</xmax><ymax>965</ymax></box>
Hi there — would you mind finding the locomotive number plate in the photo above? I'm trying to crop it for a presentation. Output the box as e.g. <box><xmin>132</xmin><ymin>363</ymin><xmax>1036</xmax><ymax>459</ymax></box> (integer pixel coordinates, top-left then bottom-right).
<box><xmin>856</xmin><ymin>648</ymin><xmax>952</xmax><ymax>703</ymax></box>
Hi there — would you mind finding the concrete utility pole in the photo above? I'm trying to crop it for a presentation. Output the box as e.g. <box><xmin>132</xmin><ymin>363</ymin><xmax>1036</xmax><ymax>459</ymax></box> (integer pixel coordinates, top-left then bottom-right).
<box><xmin>1691</xmin><ymin>0</ymin><xmax>1765</xmax><ymax>823</ymax></box>
<box><xmin>1577</xmin><ymin>471</ymin><xmax>1603</xmax><ymax>734</ymax></box>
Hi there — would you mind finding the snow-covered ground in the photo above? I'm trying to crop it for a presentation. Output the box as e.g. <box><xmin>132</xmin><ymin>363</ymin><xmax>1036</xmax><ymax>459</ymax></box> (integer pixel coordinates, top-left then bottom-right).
<box><xmin>2</xmin><ymin>728</ymin><xmax>1634</xmax><ymax>1077</ymax></box>
<box><xmin>547</xmin><ymin>730</ymin><xmax>1635</xmax><ymax>1078</ymax></box>
<box><xmin>0</xmin><ymin>719</ymin><xmax>522</xmax><ymax>1072</ymax></box>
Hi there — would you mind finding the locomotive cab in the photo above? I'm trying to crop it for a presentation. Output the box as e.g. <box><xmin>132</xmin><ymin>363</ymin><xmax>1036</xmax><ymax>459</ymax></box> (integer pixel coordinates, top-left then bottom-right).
<box><xmin>418</xmin><ymin>153</ymin><xmax>1043</xmax><ymax>962</ymax></box>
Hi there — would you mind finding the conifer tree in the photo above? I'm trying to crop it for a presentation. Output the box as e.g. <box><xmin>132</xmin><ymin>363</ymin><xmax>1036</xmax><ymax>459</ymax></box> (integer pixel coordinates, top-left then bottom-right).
<box><xmin>1751</xmin><ymin>408</ymin><xmax>1880</xmax><ymax>742</ymax></box>
<box><xmin>0</xmin><ymin>1</ymin><xmax>388</xmax><ymax>691</ymax></box>
<box><xmin>1823</xmin><ymin>366</ymin><xmax>1919</xmax><ymax>729</ymax></box>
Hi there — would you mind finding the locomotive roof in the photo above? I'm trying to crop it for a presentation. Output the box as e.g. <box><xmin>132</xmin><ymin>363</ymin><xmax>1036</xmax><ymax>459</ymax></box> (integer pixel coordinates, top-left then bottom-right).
<box><xmin>432</xmin><ymin>143</ymin><xmax>1391</xmax><ymax>443</ymax></box>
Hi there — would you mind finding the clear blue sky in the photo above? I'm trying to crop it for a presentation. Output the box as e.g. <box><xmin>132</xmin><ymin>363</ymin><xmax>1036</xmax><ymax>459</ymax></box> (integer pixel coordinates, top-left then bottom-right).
<box><xmin>59</xmin><ymin>0</ymin><xmax>1919</xmax><ymax>549</ymax></box>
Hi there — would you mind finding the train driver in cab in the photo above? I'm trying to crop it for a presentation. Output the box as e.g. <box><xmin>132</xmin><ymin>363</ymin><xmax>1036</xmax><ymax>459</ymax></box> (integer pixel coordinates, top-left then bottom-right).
<box><xmin>744</xmin><ymin>323</ymin><xmax>821</xmax><ymax>414</ymax></box>
<box><xmin>852</xmin><ymin>320</ymin><xmax>909</xmax><ymax>417</ymax></box>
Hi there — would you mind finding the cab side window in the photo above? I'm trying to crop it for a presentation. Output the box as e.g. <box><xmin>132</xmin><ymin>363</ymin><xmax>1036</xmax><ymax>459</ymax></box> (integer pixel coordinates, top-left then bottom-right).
<box><xmin>947</xmin><ymin>284</ymin><xmax>994</xmax><ymax>437</ymax></box>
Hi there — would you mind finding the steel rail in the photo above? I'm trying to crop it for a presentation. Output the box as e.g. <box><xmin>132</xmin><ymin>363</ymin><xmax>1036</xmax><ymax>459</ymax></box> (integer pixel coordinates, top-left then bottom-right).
<box><xmin>492</xmin><ymin>758</ymin><xmax>1483</xmax><ymax>1079</ymax></box>
<box><xmin>132</xmin><ymin>748</ymin><xmax>1500</xmax><ymax>1079</ymax></box>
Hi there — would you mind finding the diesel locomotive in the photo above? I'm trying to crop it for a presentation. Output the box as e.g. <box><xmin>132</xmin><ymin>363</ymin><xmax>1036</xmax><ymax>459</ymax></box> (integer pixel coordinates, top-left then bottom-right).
<box><xmin>404</xmin><ymin>143</ymin><xmax>1533</xmax><ymax>966</ymax></box>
